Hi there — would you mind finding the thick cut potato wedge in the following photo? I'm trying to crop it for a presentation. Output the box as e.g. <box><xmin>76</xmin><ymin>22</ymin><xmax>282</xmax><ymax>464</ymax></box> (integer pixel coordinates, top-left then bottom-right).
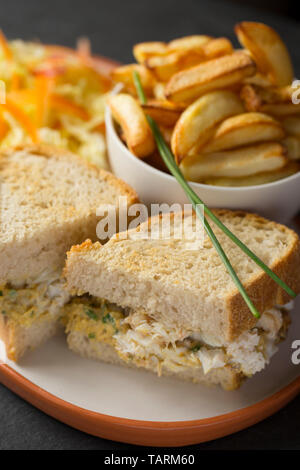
<box><xmin>241</xmin><ymin>84</ymin><xmax>281</xmax><ymax>111</ymax></box>
<box><xmin>158</xmin><ymin>125</ymin><xmax>174</xmax><ymax>145</ymax></box>
<box><xmin>165</xmin><ymin>52</ymin><xmax>256</xmax><ymax>103</ymax></box>
<box><xmin>260</xmin><ymin>103</ymin><xmax>300</xmax><ymax>117</ymax></box>
<box><xmin>235</xmin><ymin>22</ymin><xmax>294</xmax><ymax>86</ymax></box>
<box><xmin>243</xmin><ymin>73</ymin><xmax>273</xmax><ymax>88</ymax></box>
<box><xmin>202</xmin><ymin>112</ymin><xmax>285</xmax><ymax>153</ymax></box>
<box><xmin>203</xmin><ymin>161</ymin><xmax>300</xmax><ymax>186</ymax></box>
<box><xmin>145</xmin><ymin>37</ymin><xmax>232</xmax><ymax>81</ymax></box>
<box><xmin>146</xmin><ymin>50</ymin><xmax>204</xmax><ymax>82</ymax></box>
<box><xmin>180</xmin><ymin>142</ymin><xmax>287</xmax><ymax>180</ymax></box>
<box><xmin>168</xmin><ymin>35</ymin><xmax>211</xmax><ymax>52</ymax></box>
<box><xmin>168</xmin><ymin>36</ymin><xmax>232</xmax><ymax>58</ymax></box>
<box><xmin>142</xmin><ymin>100</ymin><xmax>185</xmax><ymax>126</ymax></box>
<box><xmin>108</xmin><ymin>93</ymin><xmax>155</xmax><ymax>158</ymax></box>
<box><xmin>282</xmin><ymin>117</ymin><xmax>300</xmax><ymax>137</ymax></box>
<box><xmin>133</xmin><ymin>42</ymin><xmax>168</xmax><ymax>63</ymax></box>
<box><xmin>111</xmin><ymin>64</ymin><xmax>156</xmax><ymax>96</ymax></box>
<box><xmin>202</xmin><ymin>37</ymin><xmax>233</xmax><ymax>59</ymax></box>
<box><xmin>241</xmin><ymin>84</ymin><xmax>295</xmax><ymax>111</ymax></box>
<box><xmin>282</xmin><ymin>136</ymin><xmax>300</xmax><ymax>160</ymax></box>
<box><xmin>171</xmin><ymin>90</ymin><xmax>244</xmax><ymax>162</ymax></box>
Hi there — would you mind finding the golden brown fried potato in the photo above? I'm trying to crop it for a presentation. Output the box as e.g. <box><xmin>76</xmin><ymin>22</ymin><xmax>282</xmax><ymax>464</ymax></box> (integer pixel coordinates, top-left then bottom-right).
<box><xmin>243</xmin><ymin>73</ymin><xmax>274</xmax><ymax>88</ymax></box>
<box><xmin>235</xmin><ymin>22</ymin><xmax>294</xmax><ymax>86</ymax></box>
<box><xmin>168</xmin><ymin>36</ymin><xmax>232</xmax><ymax>60</ymax></box>
<box><xmin>203</xmin><ymin>161</ymin><xmax>300</xmax><ymax>186</ymax></box>
<box><xmin>260</xmin><ymin>103</ymin><xmax>300</xmax><ymax>117</ymax></box>
<box><xmin>108</xmin><ymin>93</ymin><xmax>155</xmax><ymax>158</ymax></box>
<box><xmin>180</xmin><ymin>142</ymin><xmax>287</xmax><ymax>180</ymax></box>
<box><xmin>282</xmin><ymin>136</ymin><xmax>300</xmax><ymax>160</ymax></box>
<box><xmin>171</xmin><ymin>90</ymin><xmax>244</xmax><ymax>162</ymax></box>
<box><xmin>165</xmin><ymin>51</ymin><xmax>256</xmax><ymax>103</ymax></box>
<box><xmin>240</xmin><ymin>84</ymin><xmax>295</xmax><ymax>111</ymax></box>
<box><xmin>241</xmin><ymin>84</ymin><xmax>281</xmax><ymax>111</ymax></box>
<box><xmin>145</xmin><ymin>50</ymin><xmax>204</xmax><ymax>82</ymax></box>
<box><xmin>145</xmin><ymin>37</ymin><xmax>232</xmax><ymax>81</ymax></box>
<box><xmin>202</xmin><ymin>112</ymin><xmax>285</xmax><ymax>153</ymax></box>
<box><xmin>168</xmin><ymin>35</ymin><xmax>211</xmax><ymax>52</ymax></box>
<box><xmin>159</xmin><ymin>125</ymin><xmax>174</xmax><ymax>145</ymax></box>
<box><xmin>142</xmin><ymin>101</ymin><xmax>184</xmax><ymax>127</ymax></box>
<box><xmin>133</xmin><ymin>42</ymin><xmax>168</xmax><ymax>63</ymax></box>
<box><xmin>202</xmin><ymin>37</ymin><xmax>233</xmax><ymax>59</ymax></box>
<box><xmin>111</xmin><ymin>64</ymin><xmax>156</xmax><ymax>96</ymax></box>
<box><xmin>142</xmin><ymin>100</ymin><xmax>185</xmax><ymax>126</ymax></box>
<box><xmin>282</xmin><ymin>117</ymin><xmax>300</xmax><ymax>137</ymax></box>
<box><xmin>153</xmin><ymin>82</ymin><xmax>166</xmax><ymax>100</ymax></box>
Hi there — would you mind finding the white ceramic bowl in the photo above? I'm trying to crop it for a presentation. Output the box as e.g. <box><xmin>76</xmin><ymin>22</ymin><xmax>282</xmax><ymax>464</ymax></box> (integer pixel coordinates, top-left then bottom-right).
<box><xmin>106</xmin><ymin>106</ymin><xmax>300</xmax><ymax>224</ymax></box>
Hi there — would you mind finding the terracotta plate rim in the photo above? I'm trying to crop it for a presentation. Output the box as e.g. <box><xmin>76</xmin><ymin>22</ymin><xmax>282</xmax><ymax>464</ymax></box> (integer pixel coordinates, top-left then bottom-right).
<box><xmin>1</xmin><ymin>363</ymin><xmax>299</xmax><ymax>446</ymax></box>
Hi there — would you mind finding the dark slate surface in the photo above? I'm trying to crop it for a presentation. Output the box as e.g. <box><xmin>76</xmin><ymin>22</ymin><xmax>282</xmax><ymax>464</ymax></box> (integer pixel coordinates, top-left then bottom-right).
<box><xmin>0</xmin><ymin>0</ymin><xmax>299</xmax><ymax>450</ymax></box>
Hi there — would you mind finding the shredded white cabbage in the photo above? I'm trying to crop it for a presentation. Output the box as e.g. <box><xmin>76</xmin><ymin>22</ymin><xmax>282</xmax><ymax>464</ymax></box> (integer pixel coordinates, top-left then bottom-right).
<box><xmin>0</xmin><ymin>40</ymin><xmax>109</xmax><ymax>169</ymax></box>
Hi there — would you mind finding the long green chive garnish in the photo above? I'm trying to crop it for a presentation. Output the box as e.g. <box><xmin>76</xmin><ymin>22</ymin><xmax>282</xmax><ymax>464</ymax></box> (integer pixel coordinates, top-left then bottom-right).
<box><xmin>132</xmin><ymin>70</ymin><xmax>297</xmax><ymax>317</ymax></box>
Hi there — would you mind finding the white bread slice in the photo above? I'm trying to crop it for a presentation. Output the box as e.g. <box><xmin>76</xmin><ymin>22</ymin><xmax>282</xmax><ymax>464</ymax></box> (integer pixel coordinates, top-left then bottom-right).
<box><xmin>0</xmin><ymin>145</ymin><xmax>138</xmax><ymax>361</ymax></box>
<box><xmin>64</xmin><ymin>210</ymin><xmax>300</xmax><ymax>344</ymax></box>
<box><xmin>67</xmin><ymin>330</ymin><xmax>243</xmax><ymax>391</ymax></box>
<box><xmin>0</xmin><ymin>144</ymin><xmax>138</xmax><ymax>285</ymax></box>
<box><xmin>0</xmin><ymin>312</ymin><xmax>60</xmax><ymax>362</ymax></box>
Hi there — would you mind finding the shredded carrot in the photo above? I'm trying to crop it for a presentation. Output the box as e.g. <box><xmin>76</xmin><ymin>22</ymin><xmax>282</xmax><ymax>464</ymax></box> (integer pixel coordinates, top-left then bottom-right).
<box><xmin>0</xmin><ymin>29</ymin><xmax>13</xmax><ymax>60</ymax></box>
<box><xmin>0</xmin><ymin>116</ymin><xmax>9</xmax><ymax>139</ymax></box>
<box><xmin>50</xmin><ymin>93</ymin><xmax>90</xmax><ymax>120</ymax></box>
<box><xmin>10</xmin><ymin>72</ymin><xmax>21</xmax><ymax>91</ymax></box>
<box><xmin>35</xmin><ymin>76</ymin><xmax>54</xmax><ymax>126</ymax></box>
<box><xmin>8</xmin><ymin>89</ymin><xmax>37</xmax><ymax>105</ymax></box>
<box><xmin>1</xmin><ymin>98</ymin><xmax>39</xmax><ymax>142</ymax></box>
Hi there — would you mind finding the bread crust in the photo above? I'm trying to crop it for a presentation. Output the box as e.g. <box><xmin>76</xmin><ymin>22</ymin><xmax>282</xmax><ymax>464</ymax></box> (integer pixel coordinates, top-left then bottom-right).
<box><xmin>0</xmin><ymin>144</ymin><xmax>139</xmax><ymax>207</ymax></box>
<box><xmin>227</xmin><ymin>225</ymin><xmax>300</xmax><ymax>338</ymax></box>
<box><xmin>0</xmin><ymin>313</ymin><xmax>12</xmax><ymax>359</ymax></box>
<box><xmin>0</xmin><ymin>313</ymin><xmax>59</xmax><ymax>362</ymax></box>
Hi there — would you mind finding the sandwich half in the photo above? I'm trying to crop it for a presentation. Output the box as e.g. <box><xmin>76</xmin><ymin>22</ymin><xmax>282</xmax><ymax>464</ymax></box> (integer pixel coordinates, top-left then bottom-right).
<box><xmin>0</xmin><ymin>145</ymin><xmax>138</xmax><ymax>361</ymax></box>
<box><xmin>63</xmin><ymin>210</ymin><xmax>300</xmax><ymax>390</ymax></box>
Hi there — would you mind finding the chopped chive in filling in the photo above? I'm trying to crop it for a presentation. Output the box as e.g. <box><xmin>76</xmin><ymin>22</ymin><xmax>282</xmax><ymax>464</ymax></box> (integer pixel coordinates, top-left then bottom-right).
<box><xmin>85</xmin><ymin>308</ymin><xmax>98</xmax><ymax>321</ymax></box>
<box><xmin>9</xmin><ymin>290</ymin><xmax>17</xmax><ymax>299</ymax></box>
<box><xmin>191</xmin><ymin>343</ymin><xmax>202</xmax><ymax>353</ymax></box>
<box><xmin>102</xmin><ymin>312</ymin><xmax>115</xmax><ymax>326</ymax></box>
